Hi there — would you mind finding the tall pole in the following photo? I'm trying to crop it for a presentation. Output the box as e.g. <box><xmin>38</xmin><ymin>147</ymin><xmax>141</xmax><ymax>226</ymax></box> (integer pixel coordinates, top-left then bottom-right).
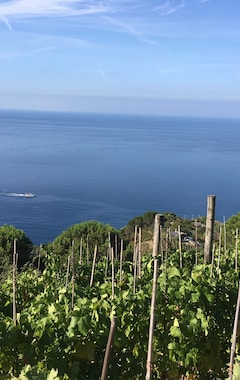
<box><xmin>178</xmin><ymin>225</ymin><xmax>182</xmax><ymax>268</ymax></box>
<box><xmin>146</xmin><ymin>214</ymin><xmax>164</xmax><ymax>380</ymax></box>
<box><xmin>204</xmin><ymin>195</ymin><xmax>216</xmax><ymax>264</ymax></box>
<box><xmin>101</xmin><ymin>316</ymin><xmax>116</xmax><ymax>380</ymax></box>
<box><xmin>13</xmin><ymin>239</ymin><xmax>17</xmax><ymax>326</ymax></box>
<box><xmin>195</xmin><ymin>220</ymin><xmax>198</xmax><ymax>265</ymax></box>
<box><xmin>229</xmin><ymin>279</ymin><xmax>240</xmax><ymax>380</ymax></box>
<box><xmin>119</xmin><ymin>239</ymin><xmax>123</xmax><ymax>283</ymax></box>
<box><xmin>90</xmin><ymin>246</ymin><xmax>98</xmax><ymax>287</ymax></box>
<box><xmin>71</xmin><ymin>240</ymin><xmax>75</xmax><ymax>309</ymax></box>
<box><xmin>138</xmin><ymin>227</ymin><xmax>142</xmax><ymax>278</ymax></box>
<box><xmin>111</xmin><ymin>248</ymin><xmax>114</xmax><ymax>299</ymax></box>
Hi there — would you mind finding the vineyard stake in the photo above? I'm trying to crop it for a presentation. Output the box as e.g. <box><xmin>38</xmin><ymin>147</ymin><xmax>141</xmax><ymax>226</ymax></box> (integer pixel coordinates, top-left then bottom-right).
<box><xmin>111</xmin><ymin>247</ymin><xmax>114</xmax><ymax>299</ymax></box>
<box><xmin>210</xmin><ymin>243</ymin><xmax>215</xmax><ymax>278</ymax></box>
<box><xmin>160</xmin><ymin>225</ymin><xmax>163</xmax><ymax>263</ymax></box>
<box><xmin>204</xmin><ymin>195</ymin><xmax>216</xmax><ymax>263</ymax></box>
<box><xmin>133</xmin><ymin>225</ymin><xmax>138</xmax><ymax>273</ymax></box>
<box><xmin>101</xmin><ymin>316</ymin><xmax>116</xmax><ymax>380</ymax></box>
<box><xmin>133</xmin><ymin>226</ymin><xmax>138</xmax><ymax>294</ymax></box>
<box><xmin>146</xmin><ymin>214</ymin><xmax>163</xmax><ymax>380</ymax></box>
<box><xmin>164</xmin><ymin>234</ymin><xmax>168</xmax><ymax>295</ymax></box>
<box><xmin>138</xmin><ymin>227</ymin><xmax>142</xmax><ymax>278</ymax></box>
<box><xmin>79</xmin><ymin>237</ymin><xmax>83</xmax><ymax>265</ymax></box>
<box><xmin>195</xmin><ymin>220</ymin><xmax>198</xmax><ymax>265</ymax></box>
<box><xmin>71</xmin><ymin>239</ymin><xmax>75</xmax><ymax>309</ymax></box>
<box><xmin>105</xmin><ymin>231</ymin><xmax>111</xmax><ymax>278</ymax></box>
<box><xmin>86</xmin><ymin>235</ymin><xmax>89</xmax><ymax>266</ymax></box>
<box><xmin>178</xmin><ymin>225</ymin><xmax>182</xmax><ymax>268</ymax></box>
<box><xmin>12</xmin><ymin>238</ymin><xmax>17</xmax><ymax>326</ymax></box>
<box><xmin>235</xmin><ymin>228</ymin><xmax>238</xmax><ymax>272</ymax></box>
<box><xmin>167</xmin><ymin>227</ymin><xmax>171</xmax><ymax>251</ymax></box>
<box><xmin>120</xmin><ymin>239</ymin><xmax>123</xmax><ymax>284</ymax></box>
<box><xmin>108</xmin><ymin>231</ymin><xmax>111</xmax><ymax>260</ymax></box>
<box><xmin>65</xmin><ymin>255</ymin><xmax>70</xmax><ymax>289</ymax></box>
<box><xmin>223</xmin><ymin>216</ymin><xmax>227</xmax><ymax>258</ymax></box>
<box><xmin>165</xmin><ymin>230</ymin><xmax>168</xmax><ymax>260</ymax></box>
<box><xmin>229</xmin><ymin>278</ymin><xmax>240</xmax><ymax>380</ymax></box>
<box><xmin>115</xmin><ymin>234</ymin><xmax>118</xmax><ymax>261</ymax></box>
<box><xmin>90</xmin><ymin>246</ymin><xmax>98</xmax><ymax>287</ymax></box>
<box><xmin>217</xmin><ymin>224</ymin><xmax>222</xmax><ymax>273</ymax></box>
<box><xmin>105</xmin><ymin>246</ymin><xmax>109</xmax><ymax>278</ymax></box>
<box><xmin>37</xmin><ymin>244</ymin><xmax>42</xmax><ymax>271</ymax></box>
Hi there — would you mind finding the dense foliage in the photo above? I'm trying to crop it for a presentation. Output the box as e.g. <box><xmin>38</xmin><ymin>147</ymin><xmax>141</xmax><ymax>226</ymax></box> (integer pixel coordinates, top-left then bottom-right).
<box><xmin>0</xmin><ymin>225</ymin><xmax>33</xmax><ymax>280</ymax></box>
<box><xmin>48</xmin><ymin>221</ymin><xmax>118</xmax><ymax>263</ymax></box>
<box><xmin>0</xmin><ymin>250</ymin><xmax>239</xmax><ymax>378</ymax></box>
<box><xmin>0</xmin><ymin>213</ymin><xmax>240</xmax><ymax>379</ymax></box>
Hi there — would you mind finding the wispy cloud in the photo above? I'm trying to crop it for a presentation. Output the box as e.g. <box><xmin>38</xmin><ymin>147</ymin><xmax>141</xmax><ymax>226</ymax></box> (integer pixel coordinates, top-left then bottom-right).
<box><xmin>0</xmin><ymin>14</ymin><xmax>12</xmax><ymax>30</ymax></box>
<box><xmin>103</xmin><ymin>15</ymin><xmax>166</xmax><ymax>48</ymax></box>
<box><xmin>0</xmin><ymin>0</ymin><xmax>185</xmax><ymax>25</ymax></box>
<box><xmin>0</xmin><ymin>46</ymin><xmax>55</xmax><ymax>60</ymax></box>
<box><xmin>154</xmin><ymin>0</ymin><xmax>185</xmax><ymax>16</ymax></box>
<box><xmin>0</xmin><ymin>0</ymin><xmax>110</xmax><ymax>17</ymax></box>
<box><xmin>0</xmin><ymin>0</ymin><xmax>112</xmax><ymax>30</ymax></box>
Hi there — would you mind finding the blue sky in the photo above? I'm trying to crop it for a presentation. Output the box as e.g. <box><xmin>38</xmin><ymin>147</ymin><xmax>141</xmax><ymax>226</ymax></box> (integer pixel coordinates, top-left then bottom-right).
<box><xmin>0</xmin><ymin>0</ymin><xmax>239</xmax><ymax>117</ymax></box>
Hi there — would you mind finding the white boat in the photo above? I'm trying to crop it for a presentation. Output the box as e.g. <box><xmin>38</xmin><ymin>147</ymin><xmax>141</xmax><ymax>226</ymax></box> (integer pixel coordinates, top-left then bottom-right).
<box><xmin>22</xmin><ymin>193</ymin><xmax>36</xmax><ymax>198</ymax></box>
<box><xmin>0</xmin><ymin>192</ymin><xmax>36</xmax><ymax>198</ymax></box>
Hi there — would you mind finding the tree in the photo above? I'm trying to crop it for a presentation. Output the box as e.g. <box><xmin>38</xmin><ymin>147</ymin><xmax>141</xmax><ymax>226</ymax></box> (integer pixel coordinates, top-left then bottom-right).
<box><xmin>226</xmin><ymin>212</ymin><xmax>240</xmax><ymax>248</ymax></box>
<box><xmin>0</xmin><ymin>224</ymin><xmax>33</xmax><ymax>279</ymax></box>
<box><xmin>49</xmin><ymin>221</ymin><xmax>117</xmax><ymax>262</ymax></box>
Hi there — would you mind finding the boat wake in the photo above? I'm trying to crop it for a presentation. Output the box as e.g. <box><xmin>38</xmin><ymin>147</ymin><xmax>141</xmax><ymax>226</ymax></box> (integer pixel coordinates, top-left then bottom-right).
<box><xmin>0</xmin><ymin>192</ymin><xmax>36</xmax><ymax>198</ymax></box>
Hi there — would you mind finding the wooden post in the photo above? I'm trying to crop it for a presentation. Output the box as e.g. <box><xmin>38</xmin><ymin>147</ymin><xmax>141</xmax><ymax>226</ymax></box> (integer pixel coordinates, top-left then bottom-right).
<box><xmin>133</xmin><ymin>227</ymin><xmax>138</xmax><ymax>294</ymax></box>
<box><xmin>108</xmin><ymin>231</ymin><xmax>111</xmax><ymax>260</ymax></box>
<box><xmin>217</xmin><ymin>224</ymin><xmax>222</xmax><ymax>272</ymax></box>
<box><xmin>223</xmin><ymin>216</ymin><xmax>227</xmax><ymax>257</ymax></box>
<box><xmin>160</xmin><ymin>225</ymin><xmax>163</xmax><ymax>264</ymax></box>
<box><xmin>13</xmin><ymin>239</ymin><xmax>17</xmax><ymax>326</ymax></box>
<box><xmin>133</xmin><ymin>225</ymin><xmax>138</xmax><ymax>266</ymax></box>
<box><xmin>165</xmin><ymin>231</ymin><xmax>168</xmax><ymax>259</ymax></box>
<box><xmin>146</xmin><ymin>214</ymin><xmax>164</xmax><ymax>380</ymax></box>
<box><xmin>204</xmin><ymin>195</ymin><xmax>216</xmax><ymax>263</ymax></box>
<box><xmin>105</xmin><ymin>248</ymin><xmax>109</xmax><ymax>278</ymax></box>
<box><xmin>101</xmin><ymin>316</ymin><xmax>116</xmax><ymax>380</ymax></box>
<box><xmin>167</xmin><ymin>228</ymin><xmax>171</xmax><ymax>249</ymax></box>
<box><xmin>119</xmin><ymin>239</ymin><xmax>123</xmax><ymax>284</ymax></box>
<box><xmin>195</xmin><ymin>220</ymin><xmax>198</xmax><ymax>265</ymax></box>
<box><xmin>111</xmin><ymin>248</ymin><xmax>114</xmax><ymax>299</ymax></box>
<box><xmin>37</xmin><ymin>244</ymin><xmax>42</xmax><ymax>271</ymax></box>
<box><xmin>71</xmin><ymin>240</ymin><xmax>75</xmax><ymax>309</ymax></box>
<box><xmin>133</xmin><ymin>226</ymin><xmax>138</xmax><ymax>293</ymax></box>
<box><xmin>79</xmin><ymin>237</ymin><xmax>83</xmax><ymax>265</ymax></box>
<box><xmin>138</xmin><ymin>227</ymin><xmax>142</xmax><ymax>278</ymax></box>
<box><xmin>178</xmin><ymin>225</ymin><xmax>182</xmax><ymax>269</ymax></box>
<box><xmin>229</xmin><ymin>279</ymin><xmax>240</xmax><ymax>380</ymax></box>
<box><xmin>235</xmin><ymin>228</ymin><xmax>239</xmax><ymax>272</ymax></box>
<box><xmin>86</xmin><ymin>235</ymin><xmax>89</xmax><ymax>266</ymax></box>
<box><xmin>210</xmin><ymin>243</ymin><xmax>215</xmax><ymax>277</ymax></box>
<box><xmin>90</xmin><ymin>246</ymin><xmax>98</xmax><ymax>287</ymax></box>
<box><xmin>65</xmin><ymin>255</ymin><xmax>70</xmax><ymax>289</ymax></box>
<box><xmin>115</xmin><ymin>234</ymin><xmax>118</xmax><ymax>261</ymax></box>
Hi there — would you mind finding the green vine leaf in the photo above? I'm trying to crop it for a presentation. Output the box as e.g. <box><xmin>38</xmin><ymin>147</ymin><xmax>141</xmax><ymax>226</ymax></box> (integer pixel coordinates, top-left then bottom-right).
<box><xmin>167</xmin><ymin>267</ymin><xmax>181</xmax><ymax>279</ymax></box>
<box><xmin>170</xmin><ymin>325</ymin><xmax>182</xmax><ymax>339</ymax></box>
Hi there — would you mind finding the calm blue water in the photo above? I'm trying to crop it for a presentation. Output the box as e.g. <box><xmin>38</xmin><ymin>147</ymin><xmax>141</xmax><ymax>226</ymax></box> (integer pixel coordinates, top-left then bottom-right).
<box><xmin>0</xmin><ymin>109</ymin><xmax>239</xmax><ymax>245</ymax></box>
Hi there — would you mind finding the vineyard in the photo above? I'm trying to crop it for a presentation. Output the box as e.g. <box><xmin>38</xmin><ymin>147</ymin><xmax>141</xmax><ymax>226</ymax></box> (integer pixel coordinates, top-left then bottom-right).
<box><xmin>0</xmin><ymin>207</ymin><xmax>240</xmax><ymax>379</ymax></box>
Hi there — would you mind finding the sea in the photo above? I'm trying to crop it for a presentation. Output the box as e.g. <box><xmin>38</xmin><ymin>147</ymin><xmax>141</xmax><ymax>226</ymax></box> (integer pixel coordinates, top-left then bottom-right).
<box><xmin>0</xmin><ymin>109</ymin><xmax>239</xmax><ymax>245</ymax></box>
